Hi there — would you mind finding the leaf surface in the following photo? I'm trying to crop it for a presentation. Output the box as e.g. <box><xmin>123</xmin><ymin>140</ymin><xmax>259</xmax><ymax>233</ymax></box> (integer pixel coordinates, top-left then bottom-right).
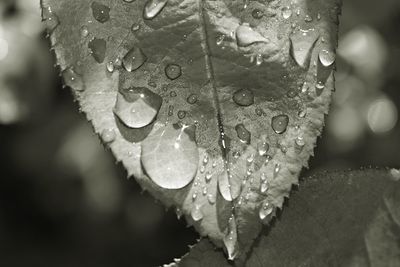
<box><xmin>173</xmin><ymin>169</ymin><xmax>400</xmax><ymax>266</ymax></box>
<box><xmin>41</xmin><ymin>0</ymin><xmax>340</xmax><ymax>258</ymax></box>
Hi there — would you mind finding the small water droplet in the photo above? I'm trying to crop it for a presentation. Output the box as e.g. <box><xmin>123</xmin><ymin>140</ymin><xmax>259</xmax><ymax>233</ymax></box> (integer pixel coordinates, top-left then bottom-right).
<box><xmin>88</xmin><ymin>38</ymin><xmax>106</xmax><ymax>63</ymax></box>
<box><xmin>187</xmin><ymin>94</ymin><xmax>198</xmax><ymax>104</ymax></box>
<box><xmin>298</xmin><ymin>109</ymin><xmax>307</xmax><ymax>118</ymax></box>
<box><xmin>207</xmin><ymin>193</ymin><xmax>216</xmax><ymax>204</ymax></box>
<box><xmin>223</xmin><ymin>216</ymin><xmax>239</xmax><ymax>260</ymax></box>
<box><xmin>252</xmin><ymin>9</ymin><xmax>264</xmax><ymax>19</ymax></box>
<box><xmin>62</xmin><ymin>67</ymin><xmax>85</xmax><ymax>91</ymax></box>
<box><xmin>235</xmin><ymin>124</ymin><xmax>251</xmax><ymax>144</ymax></box>
<box><xmin>257</xmin><ymin>141</ymin><xmax>269</xmax><ymax>156</ymax></box>
<box><xmin>274</xmin><ymin>163</ymin><xmax>281</xmax><ymax>177</ymax></box>
<box><xmin>281</xmin><ymin>6</ymin><xmax>292</xmax><ymax>19</ymax></box>
<box><xmin>203</xmin><ymin>154</ymin><xmax>209</xmax><ymax>165</ymax></box>
<box><xmin>271</xmin><ymin>114</ymin><xmax>289</xmax><ymax>134</ymax></box>
<box><xmin>131</xmin><ymin>23</ymin><xmax>140</xmax><ymax>32</ymax></box>
<box><xmin>42</xmin><ymin>5</ymin><xmax>60</xmax><ymax>32</ymax></box>
<box><xmin>168</xmin><ymin>105</ymin><xmax>174</xmax><ymax>116</ymax></box>
<box><xmin>247</xmin><ymin>153</ymin><xmax>255</xmax><ymax>163</ymax></box>
<box><xmin>295</xmin><ymin>136</ymin><xmax>305</xmax><ymax>147</ymax></box>
<box><xmin>165</xmin><ymin>64</ymin><xmax>182</xmax><ymax>80</ymax></box>
<box><xmin>170</xmin><ymin>91</ymin><xmax>177</xmax><ymax>97</ymax></box>
<box><xmin>216</xmin><ymin>35</ymin><xmax>225</xmax><ymax>46</ymax></box>
<box><xmin>205</xmin><ymin>171</ymin><xmax>212</xmax><ymax>182</ymax></box>
<box><xmin>191</xmin><ymin>205</ymin><xmax>203</xmax><ymax>221</ymax></box>
<box><xmin>255</xmin><ymin>54</ymin><xmax>263</xmax><ymax>66</ymax></box>
<box><xmin>202</xmin><ymin>186</ymin><xmax>208</xmax><ymax>195</ymax></box>
<box><xmin>80</xmin><ymin>25</ymin><xmax>89</xmax><ymax>37</ymax></box>
<box><xmin>143</xmin><ymin>0</ymin><xmax>168</xmax><ymax>20</ymax></box>
<box><xmin>233</xmin><ymin>89</ymin><xmax>254</xmax><ymax>106</ymax></box>
<box><xmin>233</xmin><ymin>151</ymin><xmax>241</xmax><ymax>159</ymax></box>
<box><xmin>106</xmin><ymin>61</ymin><xmax>115</xmax><ymax>72</ymax></box>
<box><xmin>177</xmin><ymin>110</ymin><xmax>186</xmax><ymax>119</ymax></box>
<box><xmin>101</xmin><ymin>129</ymin><xmax>116</xmax><ymax>143</ymax></box>
<box><xmin>91</xmin><ymin>2</ymin><xmax>110</xmax><ymax>23</ymax></box>
<box><xmin>192</xmin><ymin>192</ymin><xmax>198</xmax><ymax>201</ymax></box>
<box><xmin>236</xmin><ymin>24</ymin><xmax>268</xmax><ymax>47</ymax></box>
<box><xmin>304</xmin><ymin>15</ymin><xmax>313</xmax><ymax>22</ymax></box>
<box><xmin>114</xmin><ymin>87</ymin><xmax>162</xmax><ymax>128</ymax></box>
<box><xmin>122</xmin><ymin>46</ymin><xmax>147</xmax><ymax>72</ymax></box>
<box><xmin>259</xmin><ymin>202</ymin><xmax>273</xmax><ymax>220</ymax></box>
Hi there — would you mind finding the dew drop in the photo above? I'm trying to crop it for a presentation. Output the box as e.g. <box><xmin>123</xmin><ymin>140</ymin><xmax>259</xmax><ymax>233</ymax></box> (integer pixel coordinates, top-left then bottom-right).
<box><xmin>191</xmin><ymin>205</ymin><xmax>203</xmax><ymax>221</ymax></box>
<box><xmin>317</xmin><ymin>49</ymin><xmax>336</xmax><ymax>85</ymax></box>
<box><xmin>143</xmin><ymin>0</ymin><xmax>168</xmax><ymax>20</ymax></box>
<box><xmin>80</xmin><ymin>25</ymin><xmax>89</xmax><ymax>37</ymax></box>
<box><xmin>252</xmin><ymin>9</ymin><xmax>264</xmax><ymax>19</ymax></box>
<box><xmin>88</xmin><ymin>38</ymin><xmax>106</xmax><ymax>64</ymax></box>
<box><xmin>106</xmin><ymin>61</ymin><xmax>115</xmax><ymax>73</ymax></box>
<box><xmin>274</xmin><ymin>163</ymin><xmax>281</xmax><ymax>177</ymax></box>
<box><xmin>216</xmin><ymin>35</ymin><xmax>225</xmax><ymax>46</ymax></box>
<box><xmin>192</xmin><ymin>192</ymin><xmax>197</xmax><ymax>201</ymax></box>
<box><xmin>236</xmin><ymin>24</ymin><xmax>268</xmax><ymax>47</ymax></box>
<box><xmin>223</xmin><ymin>216</ymin><xmax>239</xmax><ymax>260</ymax></box>
<box><xmin>235</xmin><ymin>124</ymin><xmax>251</xmax><ymax>144</ymax></box>
<box><xmin>177</xmin><ymin>110</ymin><xmax>186</xmax><ymax>119</ymax></box>
<box><xmin>42</xmin><ymin>5</ymin><xmax>60</xmax><ymax>32</ymax></box>
<box><xmin>290</xmin><ymin>28</ymin><xmax>319</xmax><ymax>68</ymax></box>
<box><xmin>122</xmin><ymin>47</ymin><xmax>147</xmax><ymax>72</ymax></box>
<box><xmin>200</xmin><ymin>165</ymin><xmax>205</xmax><ymax>173</ymax></box>
<box><xmin>101</xmin><ymin>129</ymin><xmax>116</xmax><ymax>143</ymax></box>
<box><xmin>165</xmin><ymin>64</ymin><xmax>182</xmax><ymax>80</ymax></box>
<box><xmin>257</xmin><ymin>141</ymin><xmax>269</xmax><ymax>156</ymax></box>
<box><xmin>233</xmin><ymin>89</ymin><xmax>254</xmax><ymax>106</ymax></box>
<box><xmin>281</xmin><ymin>6</ymin><xmax>292</xmax><ymax>19</ymax></box>
<box><xmin>247</xmin><ymin>153</ymin><xmax>254</xmax><ymax>163</ymax></box>
<box><xmin>295</xmin><ymin>136</ymin><xmax>305</xmax><ymax>147</ymax></box>
<box><xmin>304</xmin><ymin>15</ymin><xmax>313</xmax><ymax>22</ymax></box>
<box><xmin>255</xmin><ymin>54</ymin><xmax>263</xmax><ymax>66</ymax></box>
<box><xmin>114</xmin><ymin>86</ymin><xmax>162</xmax><ymax>128</ymax></box>
<box><xmin>91</xmin><ymin>2</ymin><xmax>110</xmax><ymax>23</ymax></box>
<box><xmin>203</xmin><ymin>154</ymin><xmax>209</xmax><ymax>165</ymax></box>
<box><xmin>141</xmin><ymin>124</ymin><xmax>199</xmax><ymax>189</ymax></box>
<box><xmin>62</xmin><ymin>67</ymin><xmax>85</xmax><ymax>91</ymax></box>
<box><xmin>131</xmin><ymin>23</ymin><xmax>140</xmax><ymax>32</ymax></box>
<box><xmin>260</xmin><ymin>181</ymin><xmax>269</xmax><ymax>193</ymax></box>
<box><xmin>207</xmin><ymin>193</ymin><xmax>216</xmax><ymax>204</ymax></box>
<box><xmin>271</xmin><ymin>114</ymin><xmax>289</xmax><ymax>134</ymax></box>
<box><xmin>168</xmin><ymin>105</ymin><xmax>174</xmax><ymax>116</ymax></box>
<box><xmin>202</xmin><ymin>186</ymin><xmax>208</xmax><ymax>196</ymax></box>
<box><xmin>187</xmin><ymin>94</ymin><xmax>198</xmax><ymax>104</ymax></box>
<box><xmin>205</xmin><ymin>172</ymin><xmax>212</xmax><ymax>182</ymax></box>
<box><xmin>259</xmin><ymin>202</ymin><xmax>273</xmax><ymax>220</ymax></box>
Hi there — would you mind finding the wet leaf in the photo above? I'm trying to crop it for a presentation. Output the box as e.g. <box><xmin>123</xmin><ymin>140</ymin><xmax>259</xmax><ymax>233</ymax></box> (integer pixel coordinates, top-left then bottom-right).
<box><xmin>41</xmin><ymin>0</ymin><xmax>341</xmax><ymax>258</ymax></box>
<box><xmin>172</xmin><ymin>169</ymin><xmax>400</xmax><ymax>266</ymax></box>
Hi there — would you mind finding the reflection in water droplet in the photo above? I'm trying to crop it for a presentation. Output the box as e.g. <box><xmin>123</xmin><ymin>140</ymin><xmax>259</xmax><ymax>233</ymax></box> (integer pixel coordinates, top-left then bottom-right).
<box><xmin>187</xmin><ymin>94</ymin><xmax>198</xmax><ymax>104</ymax></box>
<box><xmin>271</xmin><ymin>114</ymin><xmax>289</xmax><ymax>134</ymax></box>
<box><xmin>233</xmin><ymin>89</ymin><xmax>254</xmax><ymax>106</ymax></box>
<box><xmin>62</xmin><ymin>67</ymin><xmax>85</xmax><ymax>91</ymax></box>
<box><xmin>259</xmin><ymin>202</ymin><xmax>273</xmax><ymax>220</ymax></box>
<box><xmin>141</xmin><ymin>124</ymin><xmax>199</xmax><ymax>189</ymax></box>
<box><xmin>122</xmin><ymin>47</ymin><xmax>147</xmax><ymax>72</ymax></box>
<box><xmin>88</xmin><ymin>38</ymin><xmax>106</xmax><ymax>63</ymax></box>
<box><xmin>143</xmin><ymin>0</ymin><xmax>168</xmax><ymax>20</ymax></box>
<box><xmin>223</xmin><ymin>216</ymin><xmax>239</xmax><ymax>260</ymax></box>
<box><xmin>191</xmin><ymin>205</ymin><xmax>203</xmax><ymax>221</ymax></box>
<box><xmin>114</xmin><ymin>87</ymin><xmax>162</xmax><ymax>128</ymax></box>
<box><xmin>101</xmin><ymin>129</ymin><xmax>116</xmax><ymax>143</ymax></box>
<box><xmin>42</xmin><ymin>5</ymin><xmax>60</xmax><ymax>32</ymax></box>
<box><xmin>290</xmin><ymin>28</ymin><xmax>319</xmax><ymax>68</ymax></box>
<box><xmin>165</xmin><ymin>64</ymin><xmax>182</xmax><ymax>80</ymax></box>
<box><xmin>235</xmin><ymin>124</ymin><xmax>251</xmax><ymax>144</ymax></box>
<box><xmin>91</xmin><ymin>2</ymin><xmax>110</xmax><ymax>23</ymax></box>
<box><xmin>236</xmin><ymin>24</ymin><xmax>268</xmax><ymax>47</ymax></box>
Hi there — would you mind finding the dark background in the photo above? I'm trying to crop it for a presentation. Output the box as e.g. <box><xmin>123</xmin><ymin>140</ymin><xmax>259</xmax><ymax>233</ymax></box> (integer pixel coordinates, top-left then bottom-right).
<box><xmin>0</xmin><ymin>0</ymin><xmax>399</xmax><ymax>266</ymax></box>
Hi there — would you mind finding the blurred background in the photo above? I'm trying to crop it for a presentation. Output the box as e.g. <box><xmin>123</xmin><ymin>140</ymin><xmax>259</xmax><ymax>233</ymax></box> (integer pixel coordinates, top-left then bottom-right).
<box><xmin>0</xmin><ymin>0</ymin><xmax>399</xmax><ymax>266</ymax></box>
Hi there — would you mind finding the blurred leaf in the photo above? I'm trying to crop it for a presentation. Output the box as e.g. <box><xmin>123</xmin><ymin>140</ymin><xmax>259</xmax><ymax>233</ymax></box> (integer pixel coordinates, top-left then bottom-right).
<box><xmin>41</xmin><ymin>0</ymin><xmax>340</xmax><ymax>259</ymax></box>
<box><xmin>171</xmin><ymin>169</ymin><xmax>400</xmax><ymax>266</ymax></box>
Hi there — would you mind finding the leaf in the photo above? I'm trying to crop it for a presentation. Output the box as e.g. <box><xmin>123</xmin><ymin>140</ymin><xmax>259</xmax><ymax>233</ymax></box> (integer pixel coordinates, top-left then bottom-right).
<box><xmin>41</xmin><ymin>0</ymin><xmax>341</xmax><ymax>258</ymax></box>
<box><xmin>172</xmin><ymin>169</ymin><xmax>400</xmax><ymax>266</ymax></box>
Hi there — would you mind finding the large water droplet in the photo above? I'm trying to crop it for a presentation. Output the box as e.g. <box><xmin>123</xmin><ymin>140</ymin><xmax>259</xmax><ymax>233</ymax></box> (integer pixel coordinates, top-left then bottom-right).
<box><xmin>290</xmin><ymin>28</ymin><xmax>319</xmax><ymax>68</ymax></box>
<box><xmin>235</xmin><ymin>124</ymin><xmax>251</xmax><ymax>144</ymax></box>
<box><xmin>62</xmin><ymin>67</ymin><xmax>85</xmax><ymax>91</ymax></box>
<box><xmin>233</xmin><ymin>89</ymin><xmax>254</xmax><ymax>106</ymax></box>
<box><xmin>165</xmin><ymin>64</ymin><xmax>182</xmax><ymax>80</ymax></box>
<box><xmin>259</xmin><ymin>202</ymin><xmax>273</xmax><ymax>220</ymax></box>
<box><xmin>191</xmin><ymin>205</ymin><xmax>203</xmax><ymax>221</ymax></box>
<box><xmin>271</xmin><ymin>114</ymin><xmax>289</xmax><ymax>134</ymax></box>
<box><xmin>141</xmin><ymin>124</ymin><xmax>199</xmax><ymax>189</ymax></box>
<box><xmin>223</xmin><ymin>216</ymin><xmax>239</xmax><ymax>260</ymax></box>
<box><xmin>122</xmin><ymin>47</ymin><xmax>147</xmax><ymax>72</ymax></box>
<box><xmin>88</xmin><ymin>38</ymin><xmax>106</xmax><ymax>63</ymax></box>
<box><xmin>91</xmin><ymin>2</ymin><xmax>110</xmax><ymax>23</ymax></box>
<box><xmin>317</xmin><ymin>49</ymin><xmax>336</xmax><ymax>85</ymax></box>
<box><xmin>236</xmin><ymin>24</ymin><xmax>268</xmax><ymax>47</ymax></box>
<box><xmin>143</xmin><ymin>0</ymin><xmax>168</xmax><ymax>20</ymax></box>
<box><xmin>114</xmin><ymin>87</ymin><xmax>162</xmax><ymax>128</ymax></box>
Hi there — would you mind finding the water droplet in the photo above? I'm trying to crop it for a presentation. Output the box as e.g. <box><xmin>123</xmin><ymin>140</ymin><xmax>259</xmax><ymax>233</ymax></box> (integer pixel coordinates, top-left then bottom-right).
<box><xmin>191</xmin><ymin>205</ymin><xmax>203</xmax><ymax>221</ymax></box>
<box><xmin>80</xmin><ymin>25</ymin><xmax>89</xmax><ymax>37</ymax></box>
<box><xmin>274</xmin><ymin>163</ymin><xmax>281</xmax><ymax>177</ymax></box>
<box><xmin>106</xmin><ymin>61</ymin><xmax>115</xmax><ymax>73</ymax></box>
<box><xmin>259</xmin><ymin>202</ymin><xmax>273</xmax><ymax>220</ymax></box>
<box><xmin>317</xmin><ymin>49</ymin><xmax>336</xmax><ymax>85</ymax></box>
<box><xmin>202</xmin><ymin>186</ymin><xmax>208</xmax><ymax>195</ymax></box>
<box><xmin>205</xmin><ymin>172</ymin><xmax>212</xmax><ymax>182</ymax></box>
<box><xmin>91</xmin><ymin>2</ymin><xmax>110</xmax><ymax>23</ymax></box>
<box><xmin>255</xmin><ymin>107</ymin><xmax>263</xmax><ymax>116</ymax></box>
<box><xmin>290</xmin><ymin>28</ymin><xmax>319</xmax><ymax>68</ymax></box>
<box><xmin>236</xmin><ymin>24</ymin><xmax>268</xmax><ymax>47</ymax></box>
<box><xmin>252</xmin><ymin>9</ymin><xmax>264</xmax><ymax>19</ymax></box>
<box><xmin>165</xmin><ymin>64</ymin><xmax>182</xmax><ymax>80</ymax></box>
<box><xmin>114</xmin><ymin>87</ymin><xmax>162</xmax><ymax>128</ymax></box>
<box><xmin>255</xmin><ymin>54</ymin><xmax>263</xmax><ymax>66</ymax></box>
<box><xmin>143</xmin><ymin>0</ymin><xmax>168</xmax><ymax>20</ymax></box>
<box><xmin>200</xmin><ymin>165</ymin><xmax>205</xmax><ymax>173</ymax></box>
<box><xmin>88</xmin><ymin>38</ymin><xmax>106</xmax><ymax>63</ymax></box>
<box><xmin>235</xmin><ymin>124</ymin><xmax>251</xmax><ymax>144</ymax></box>
<box><xmin>281</xmin><ymin>6</ymin><xmax>292</xmax><ymax>19</ymax></box>
<box><xmin>177</xmin><ymin>110</ymin><xmax>186</xmax><ymax>119</ymax></box>
<box><xmin>168</xmin><ymin>105</ymin><xmax>174</xmax><ymax>116</ymax></box>
<box><xmin>207</xmin><ymin>193</ymin><xmax>216</xmax><ymax>204</ymax></box>
<box><xmin>42</xmin><ymin>5</ymin><xmax>60</xmax><ymax>32</ymax></box>
<box><xmin>304</xmin><ymin>15</ymin><xmax>313</xmax><ymax>22</ymax></box>
<box><xmin>187</xmin><ymin>94</ymin><xmax>198</xmax><ymax>104</ymax></box>
<box><xmin>203</xmin><ymin>154</ymin><xmax>209</xmax><ymax>165</ymax></box>
<box><xmin>141</xmin><ymin>124</ymin><xmax>199</xmax><ymax>189</ymax></box>
<box><xmin>122</xmin><ymin>47</ymin><xmax>147</xmax><ymax>72</ymax></box>
<box><xmin>216</xmin><ymin>35</ymin><xmax>225</xmax><ymax>46</ymax></box>
<box><xmin>175</xmin><ymin>207</ymin><xmax>182</xmax><ymax>219</ymax></box>
<box><xmin>170</xmin><ymin>91</ymin><xmax>177</xmax><ymax>97</ymax></box>
<box><xmin>295</xmin><ymin>136</ymin><xmax>305</xmax><ymax>147</ymax></box>
<box><xmin>101</xmin><ymin>129</ymin><xmax>116</xmax><ymax>143</ymax></box>
<box><xmin>233</xmin><ymin>151</ymin><xmax>241</xmax><ymax>159</ymax></box>
<box><xmin>223</xmin><ymin>216</ymin><xmax>239</xmax><ymax>260</ymax></box>
<box><xmin>271</xmin><ymin>114</ymin><xmax>289</xmax><ymax>134</ymax></box>
<box><xmin>192</xmin><ymin>192</ymin><xmax>198</xmax><ymax>201</ymax></box>
<box><xmin>62</xmin><ymin>67</ymin><xmax>85</xmax><ymax>91</ymax></box>
<box><xmin>131</xmin><ymin>23</ymin><xmax>140</xmax><ymax>32</ymax></box>
<box><xmin>233</xmin><ymin>89</ymin><xmax>254</xmax><ymax>106</ymax></box>
<box><xmin>257</xmin><ymin>141</ymin><xmax>269</xmax><ymax>156</ymax></box>
<box><xmin>260</xmin><ymin>181</ymin><xmax>269</xmax><ymax>193</ymax></box>
<box><xmin>298</xmin><ymin>109</ymin><xmax>307</xmax><ymax>118</ymax></box>
<box><xmin>247</xmin><ymin>153</ymin><xmax>255</xmax><ymax>163</ymax></box>
<box><xmin>212</xmin><ymin>161</ymin><xmax>217</xmax><ymax>168</ymax></box>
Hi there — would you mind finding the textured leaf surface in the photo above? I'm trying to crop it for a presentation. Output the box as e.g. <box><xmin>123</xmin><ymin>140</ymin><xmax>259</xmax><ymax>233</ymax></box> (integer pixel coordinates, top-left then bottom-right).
<box><xmin>172</xmin><ymin>169</ymin><xmax>400</xmax><ymax>266</ymax></box>
<box><xmin>41</xmin><ymin>0</ymin><xmax>340</xmax><ymax>258</ymax></box>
